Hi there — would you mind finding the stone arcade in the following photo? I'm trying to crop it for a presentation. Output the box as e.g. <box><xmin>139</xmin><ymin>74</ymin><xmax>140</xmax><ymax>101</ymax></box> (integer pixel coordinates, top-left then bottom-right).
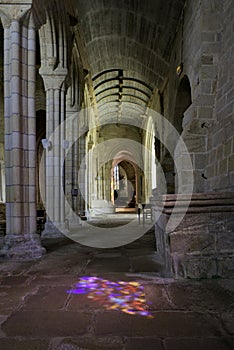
<box><xmin>0</xmin><ymin>0</ymin><xmax>233</xmax><ymax>278</ymax></box>
<box><xmin>0</xmin><ymin>1</ymin><xmax>234</xmax><ymax>348</ymax></box>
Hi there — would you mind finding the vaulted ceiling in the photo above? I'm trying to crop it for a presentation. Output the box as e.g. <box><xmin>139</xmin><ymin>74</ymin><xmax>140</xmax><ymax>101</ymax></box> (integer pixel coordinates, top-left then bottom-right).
<box><xmin>68</xmin><ymin>0</ymin><xmax>186</xmax><ymax>122</ymax></box>
<box><xmin>70</xmin><ymin>0</ymin><xmax>185</xmax><ymax>84</ymax></box>
<box><xmin>33</xmin><ymin>0</ymin><xmax>186</xmax><ymax>123</ymax></box>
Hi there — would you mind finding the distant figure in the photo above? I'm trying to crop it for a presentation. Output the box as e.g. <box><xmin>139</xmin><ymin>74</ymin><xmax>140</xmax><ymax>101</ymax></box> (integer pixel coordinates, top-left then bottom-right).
<box><xmin>114</xmin><ymin>189</ymin><xmax>118</xmax><ymax>201</ymax></box>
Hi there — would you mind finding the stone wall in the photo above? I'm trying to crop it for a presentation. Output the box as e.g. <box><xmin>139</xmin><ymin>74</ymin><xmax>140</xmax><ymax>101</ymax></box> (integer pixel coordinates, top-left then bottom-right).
<box><xmin>207</xmin><ymin>0</ymin><xmax>234</xmax><ymax>192</ymax></box>
<box><xmin>149</xmin><ymin>0</ymin><xmax>210</xmax><ymax>193</ymax></box>
<box><xmin>148</xmin><ymin>0</ymin><xmax>234</xmax><ymax>195</ymax></box>
<box><xmin>149</xmin><ymin>1</ymin><xmax>234</xmax><ymax>280</ymax></box>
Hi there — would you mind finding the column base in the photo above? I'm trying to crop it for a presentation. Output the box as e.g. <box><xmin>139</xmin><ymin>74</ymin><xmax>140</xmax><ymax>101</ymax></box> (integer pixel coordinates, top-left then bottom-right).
<box><xmin>0</xmin><ymin>233</ymin><xmax>46</xmax><ymax>260</ymax></box>
<box><xmin>41</xmin><ymin>221</ymin><xmax>69</xmax><ymax>239</ymax></box>
<box><xmin>90</xmin><ymin>200</ymin><xmax>115</xmax><ymax>216</ymax></box>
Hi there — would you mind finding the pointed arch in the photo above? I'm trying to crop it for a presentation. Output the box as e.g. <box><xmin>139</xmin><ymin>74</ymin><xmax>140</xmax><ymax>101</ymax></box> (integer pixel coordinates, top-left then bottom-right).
<box><xmin>174</xmin><ymin>75</ymin><xmax>192</xmax><ymax>133</ymax></box>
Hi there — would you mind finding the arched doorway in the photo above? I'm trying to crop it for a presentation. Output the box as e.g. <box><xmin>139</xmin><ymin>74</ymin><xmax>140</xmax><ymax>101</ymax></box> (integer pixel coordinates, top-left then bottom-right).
<box><xmin>161</xmin><ymin>75</ymin><xmax>192</xmax><ymax>194</ymax></box>
<box><xmin>143</xmin><ymin>116</ymin><xmax>158</xmax><ymax>203</ymax></box>
<box><xmin>113</xmin><ymin>160</ymin><xmax>136</xmax><ymax>209</ymax></box>
<box><xmin>111</xmin><ymin>149</ymin><xmax>141</xmax><ymax>213</ymax></box>
<box><xmin>36</xmin><ymin>109</ymin><xmax>46</xmax><ymax>209</ymax></box>
<box><xmin>174</xmin><ymin>75</ymin><xmax>192</xmax><ymax>133</ymax></box>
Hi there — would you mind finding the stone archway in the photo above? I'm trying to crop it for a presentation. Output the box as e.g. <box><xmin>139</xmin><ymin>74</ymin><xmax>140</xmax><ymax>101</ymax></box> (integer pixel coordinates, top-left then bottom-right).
<box><xmin>161</xmin><ymin>75</ymin><xmax>192</xmax><ymax>194</ymax></box>
<box><xmin>174</xmin><ymin>75</ymin><xmax>192</xmax><ymax>134</ymax></box>
<box><xmin>36</xmin><ymin>110</ymin><xmax>46</xmax><ymax>209</ymax></box>
<box><xmin>112</xmin><ymin>159</ymin><xmax>137</xmax><ymax>210</ymax></box>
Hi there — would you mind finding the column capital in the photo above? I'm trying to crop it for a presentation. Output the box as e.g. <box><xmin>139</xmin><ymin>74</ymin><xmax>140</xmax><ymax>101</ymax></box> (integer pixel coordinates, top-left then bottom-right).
<box><xmin>39</xmin><ymin>67</ymin><xmax>68</xmax><ymax>91</ymax></box>
<box><xmin>0</xmin><ymin>3</ymin><xmax>32</xmax><ymax>28</ymax></box>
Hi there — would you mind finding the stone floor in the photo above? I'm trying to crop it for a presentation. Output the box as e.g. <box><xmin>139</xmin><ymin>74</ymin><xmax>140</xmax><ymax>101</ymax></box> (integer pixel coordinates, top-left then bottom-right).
<box><xmin>0</xmin><ymin>216</ymin><xmax>233</xmax><ymax>350</ymax></box>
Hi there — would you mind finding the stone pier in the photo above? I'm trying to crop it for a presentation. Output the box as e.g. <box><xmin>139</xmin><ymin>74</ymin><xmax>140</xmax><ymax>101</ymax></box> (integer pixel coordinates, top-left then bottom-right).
<box><xmin>153</xmin><ymin>192</ymin><xmax>234</xmax><ymax>279</ymax></box>
<box><xmin>0</xmin><ymin>5</ymin><xmax>45</xmax><ymax>259</ymax></box>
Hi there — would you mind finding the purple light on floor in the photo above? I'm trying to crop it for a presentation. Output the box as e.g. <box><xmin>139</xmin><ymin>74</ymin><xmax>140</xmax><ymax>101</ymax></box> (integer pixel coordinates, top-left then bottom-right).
<box><xmin>67</xmin><ymin>276</ymin><xmax>153</xmax><ymax>318</ymax></box>
<box><xmin>67</xmin><ymin>288</ymin><xmax>86</xmax><ymax>294</ymax></box>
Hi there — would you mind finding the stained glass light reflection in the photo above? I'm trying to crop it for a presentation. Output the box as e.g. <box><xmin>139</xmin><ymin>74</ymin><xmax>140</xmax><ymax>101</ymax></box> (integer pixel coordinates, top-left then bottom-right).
<box><xmin>67</xmin><ymin>276</ymin><xmax>153</xmax><ymax>318</ymax></box>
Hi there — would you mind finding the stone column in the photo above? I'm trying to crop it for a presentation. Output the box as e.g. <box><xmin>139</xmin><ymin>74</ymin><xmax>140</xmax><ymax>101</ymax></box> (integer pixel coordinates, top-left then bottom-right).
<box><xmin>86</xmin><ymin>139</ymin><xmax>93</xmax><ymax>216</ymax></box>
<box><xmin>77</xmin><ymin>133</ymin><xmax>86</xmax><ymax>216</ymax></box>
<box><xmin>39</xmin><ymin>68</ymin><xmax>68</xmax><ymax>238</ymax></box>
<box><xmin>104</xmin><ymin>162</ymin><xmax>112</xmax><ymax>202</ymax></box>
<box><xmin>64</xmin><ymin>87</ymin><xmax>81</xmax><ymax>222</ymax></box>
<box><xmin>0</xmin><ymin>10</ymin><xmax>45</xmax><ymax>259</ymax></box>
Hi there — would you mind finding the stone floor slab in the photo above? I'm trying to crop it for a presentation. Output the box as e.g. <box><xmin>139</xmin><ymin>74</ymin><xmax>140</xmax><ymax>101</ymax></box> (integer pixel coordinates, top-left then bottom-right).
<box><xmin>85</xmin><ymin>257</ymin><xmax>131</xmax><ymax>273</ymax></box>
<box><xmin>129</xmin><ymin>255</ymin><xmax>164</xmax><ymax>273</ymax></box>
<box><xmin>0</xmin><ymin>285</ymin><xmax>38</xmax><ymax>312</ymax></box>
<box><xmin>95</xmin><ymin>311</ymin><xmax>222</xmax><ymax>337</ymax></box>
<box><xmin>220</xmin><ymin>311</ymin><xmax>234</xmax><ymax>335</ymax></box>
<box><xmin>29</xmin><ymin>275</ymin><xmax>78</xmax><ymax>287</ymax></box>
<box><xmin>143</xmin><ymin>283</ymin><xmax>174</xmax><ymax>310</ymax></box>
<box><xmin>165</xmin><ymin>280</ymin><xmax>234</xmax><ymax>311</ymax></box>
<box><xmin>21</xmin><ymin>286</ymin><xmax>69</xmax><ymax>311</ymax></box>
<box><xmin>164</xmin><ymin>336</ymin><xmax>234</xmax><ymax>350</ymax></box>
<box><xmin>0</xmin><ymin>338</ymin><xmax>49</xmax><ymax>350</ymax></box>
<box><xmin>26</xmin><ymin>255</ymin><xmax>87</xmax><ymax>275</ymax></box>
<box><xmin>66</xmin><ymin>292</ymin><xmax>102</xmax><ymax>311</ymax></box>
<box><xmin>2</xmin><ymin>310</ymin><xmax>92</xmax><ymax>337</ymax></box>
<box><xmin>125</xmin><ymin>337</ymin><xmax>164</xmax><ymax>350</ymax></box>
<box><xmin>0</xmin><ymin>275</ymin><xmax>31</xmax><ymax>286</ymax></box>
<box><xmin>51</xmin><ymin>336</ymin><xmax>124</xmax><ymax>350</ymax></box>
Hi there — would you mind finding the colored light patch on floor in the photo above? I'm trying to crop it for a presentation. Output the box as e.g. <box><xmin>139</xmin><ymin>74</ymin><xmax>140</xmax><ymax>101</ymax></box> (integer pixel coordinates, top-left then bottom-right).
<box><xmin>67</xmin><ymin>276</ymin><xmax>153</xmax><ymax>318</ymax></box>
